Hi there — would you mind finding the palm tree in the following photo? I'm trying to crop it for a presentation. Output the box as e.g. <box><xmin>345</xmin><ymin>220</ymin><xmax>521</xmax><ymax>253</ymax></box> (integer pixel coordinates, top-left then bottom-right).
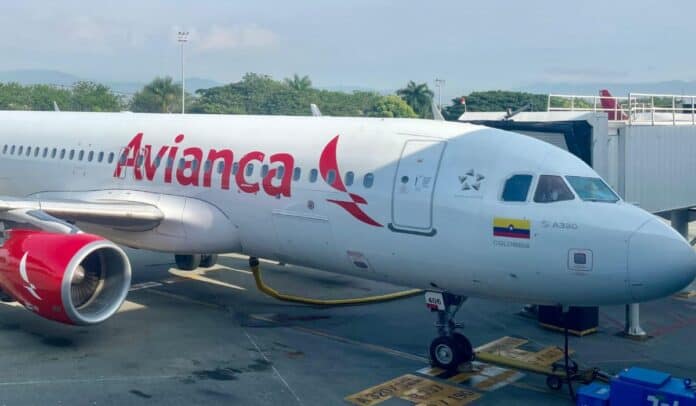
<box><xmin>396</xmin><ymin>81</ymin><xmax>434</xmax><ymax>117</ymax></box>
<box><xmin>133</xmin><ymin>76</ymin><xmax>182</xmax><ymax>113</ymax></box>
<box><xmin>284</xmin><ymin>74</ymin><xmax>312</xmax><ymax>91</ymax></box>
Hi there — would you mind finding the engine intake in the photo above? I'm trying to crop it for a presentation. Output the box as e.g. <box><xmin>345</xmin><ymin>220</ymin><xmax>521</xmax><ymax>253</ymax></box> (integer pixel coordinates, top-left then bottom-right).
<box><xmin>0</xmin><ymin>230</ymin><xmax>131</xmax><ymax>325</ymax></box>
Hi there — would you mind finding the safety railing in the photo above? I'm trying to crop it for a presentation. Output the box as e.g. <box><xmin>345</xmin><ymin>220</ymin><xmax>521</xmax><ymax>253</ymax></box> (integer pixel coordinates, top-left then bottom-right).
<box><xmin>547</xmin><ymin>93</ymin><xmax>696</xmax><ymax>125</ymax></box>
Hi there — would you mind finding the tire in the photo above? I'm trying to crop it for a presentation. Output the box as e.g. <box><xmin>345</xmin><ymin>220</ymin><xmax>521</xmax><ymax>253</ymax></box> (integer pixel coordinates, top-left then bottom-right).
<box><xmin>175</xmin><ymin>254</ymin><xmax>201</xmax><ymax>271</ymax></box>
<box><xmin>429</xmin><ymin>336</ymin><xmax>463</xmax><ymax>370</ymax></box>
<box><xmin>452</xmin><ymin>333</ymin><xmax>475</xmax><ymax>363</ymax></box>
<box><xmin>546</xmin><ymin>375</ymin><xmax>563</xmax><ymax>391</ymax></box>
<box><xmin>200</xmin><ymin>254</ymin><xmax>218</xmax><ymax>268</ymax></box>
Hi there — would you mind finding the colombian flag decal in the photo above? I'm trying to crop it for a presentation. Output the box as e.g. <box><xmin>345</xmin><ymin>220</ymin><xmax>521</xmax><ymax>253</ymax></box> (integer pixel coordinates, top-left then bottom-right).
<box><xmin>493</xmin><ymin>217</ymin><xmax>531</xmax><ymax>239</ymax></box>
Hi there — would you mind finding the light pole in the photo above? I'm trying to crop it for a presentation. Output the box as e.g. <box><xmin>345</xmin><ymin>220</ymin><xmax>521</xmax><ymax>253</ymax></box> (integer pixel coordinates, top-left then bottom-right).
<box><xmin>434</xmin><ymin>78</ymin><xmax>445</xmax><ymax>111</ymax></box>
<box><xmin>177</xmin><ymin>31</ymin><xmax>189</xmax><ymax>114</ymax></box>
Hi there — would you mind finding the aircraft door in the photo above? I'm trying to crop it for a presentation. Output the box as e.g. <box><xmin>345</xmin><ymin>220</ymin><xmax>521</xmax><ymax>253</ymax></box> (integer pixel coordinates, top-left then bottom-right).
<box><xmin>390</xmin><ymin>140</ymin><xmax>445</xmax><ymax>235</ymax></box>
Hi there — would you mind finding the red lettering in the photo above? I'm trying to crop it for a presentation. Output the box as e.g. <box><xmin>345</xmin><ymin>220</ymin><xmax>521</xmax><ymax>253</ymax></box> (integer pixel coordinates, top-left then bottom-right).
<box><xmin>114</xmin><ymin>132</ymin><xmax>143</xmax><ymax>178</ymax></box>
<box><xmin>143</xmin><ymin>145</ymin><xmax>169</xmax><ymax>181</ymax></box>
<box><xmin>203</xmin><ymin>149</ymin><xmax>233</xmax><ymax>189</ymax></box>
<box><xmin>235</xmin><ymin>151</ymin><xmax>265</xmax><ymax>194</ymax></box>
<box><xmin>164</xmin><ymin>134</ymin><xmax>184</xmax><ymax>183</ymax></box>
<box><xmin>262</xmin><ymin>153</ymin><xmax>294</xmax><ymax>197</ymax></box>
<box><xmin>176</xmin><ymin>147</ymin><xmax>203</xmax><ymax>186</ymax></box>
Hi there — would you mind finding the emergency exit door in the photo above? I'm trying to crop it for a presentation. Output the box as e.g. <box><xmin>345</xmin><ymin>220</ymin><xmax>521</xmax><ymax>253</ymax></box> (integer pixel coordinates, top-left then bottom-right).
<box><xmin>390</xmin><ymin>140</ymin><xmax>445</xmax><ymax>235</ymax></box>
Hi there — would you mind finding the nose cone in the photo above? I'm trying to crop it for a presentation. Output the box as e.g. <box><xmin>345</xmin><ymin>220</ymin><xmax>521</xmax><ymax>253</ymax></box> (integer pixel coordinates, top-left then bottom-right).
<box><xmin>628</xmin><ymin>218</ymin><xmax>696</xmax><ymax>302</ymax></box>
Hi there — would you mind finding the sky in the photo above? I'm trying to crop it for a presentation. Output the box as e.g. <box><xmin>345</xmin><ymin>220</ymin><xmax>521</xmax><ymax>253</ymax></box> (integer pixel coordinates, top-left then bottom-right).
<box><xmin>1</xmin><ymin>0</ymin><xmax>695</xmax><ymax>100</ymax></box>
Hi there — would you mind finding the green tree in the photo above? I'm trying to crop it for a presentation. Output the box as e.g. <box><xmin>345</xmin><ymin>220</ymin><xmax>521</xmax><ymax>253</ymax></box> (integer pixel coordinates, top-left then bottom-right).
<box><xmin>367</xmin><ymin>95</ymin><xmax>418</xmax><ymax>118</ymax></box>
<box><xmin>131</xmin><ymin>76</ymin><xmax>182</xmax><ymax>113</ymax></box>
<box><xmin>396</xmin><ymin>81</ymin><xmax>434</xmax><ymax>118</ymax></box>
<box><xmin>69</xmin><ymin>81</ymin><xmax>121</xmax><ymax>112</ymax></box>
<box><xmin>0</xmin><ymin>82</ymin><xmax>33</xmax><ymax>110</ymax></box>
<box><xmin>284</xmin><ymin>74</ymin><xmax>312</xmax><ymax>91</ymax></box>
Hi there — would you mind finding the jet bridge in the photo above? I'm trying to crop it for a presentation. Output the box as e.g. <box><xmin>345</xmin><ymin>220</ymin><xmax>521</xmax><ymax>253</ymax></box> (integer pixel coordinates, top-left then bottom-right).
<box><xmin>458</xmin><ymin>92</ymin><xmax>696</xmax><ymax>229</ymax></box>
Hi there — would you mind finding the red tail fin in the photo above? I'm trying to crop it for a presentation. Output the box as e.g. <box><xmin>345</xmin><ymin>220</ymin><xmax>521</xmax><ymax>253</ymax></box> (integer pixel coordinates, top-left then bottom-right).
<box><xmin>599</xmin><ymin>89</ymin><xmax>627</xmax><ymax>120</ymax></box>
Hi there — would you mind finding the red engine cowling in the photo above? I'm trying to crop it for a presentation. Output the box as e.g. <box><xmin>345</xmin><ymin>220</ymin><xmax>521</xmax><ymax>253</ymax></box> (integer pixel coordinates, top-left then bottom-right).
<box><xmin>0</xmin><ymin>229</ymin><xmax>131</xmax><ymax>325</ymax></box>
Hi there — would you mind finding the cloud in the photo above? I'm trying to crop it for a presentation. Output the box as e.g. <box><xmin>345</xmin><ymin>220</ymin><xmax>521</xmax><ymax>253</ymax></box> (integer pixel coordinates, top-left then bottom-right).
<box><xmin>193</xmin><ymin>25</ymin><xmax>277</xmax><ymax>51</ymax></box>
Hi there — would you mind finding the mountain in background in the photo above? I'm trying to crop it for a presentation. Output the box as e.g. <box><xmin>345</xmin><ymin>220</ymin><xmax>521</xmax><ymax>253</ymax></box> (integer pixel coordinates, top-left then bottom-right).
<box><xmin>0</xmin><ymin>69</ymin><xmax>221</xmax><ymax>95</ymax></box>
<box><xmin>519</xmin><ymin>80</ymin><xmax>696</xmax><ymax>96</ymax></box>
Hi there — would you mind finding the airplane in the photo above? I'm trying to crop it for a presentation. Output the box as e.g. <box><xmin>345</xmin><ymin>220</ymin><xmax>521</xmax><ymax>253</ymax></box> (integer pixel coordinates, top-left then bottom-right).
<box><xmin>0</xmin><ymin>110</ymin><xmax>693</xmax><ymax>372</ymax></box>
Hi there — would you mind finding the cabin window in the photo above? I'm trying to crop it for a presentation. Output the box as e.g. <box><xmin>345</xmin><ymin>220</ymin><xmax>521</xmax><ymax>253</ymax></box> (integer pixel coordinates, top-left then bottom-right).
<box><xmin>293</xmin><ymin>167</ymin><xmax>301</xmax><ymax>181</ymax></box>
<box><xmin>178</xmin><ymin>158</ymin><xmax>185</xmax><ymax>170</ymax></box>
<box><xmin>245</xmin><ymin>163</ymin><xmax>254</xmax><ymax>177</ymax></box>
<box><xmin>276</xmin><ymin>165</ymin><xmax>285</xmax><ymax>180</ymax></box>
<box><xmin>344</xmin><ymin>171</ymin><xmax>354</xmax><ymax>186</ymax></box>
<box><xmin>60</xmin><ymin>149</ymin><xmax>66</xmax><ymax>159</ymax></box>
<box><xmin>97</xmin><ymin>151</ymin><xmax>104</xmax><ymax>162</ymax></box>
<box><xmin>501</xmin><ymin>174</ymin><xmax>533</xmax><ymax>202</ymax></box>
<box><xmin>18</xmin><ymin>146</ymin><xmax>23</xmax><ymax>155</ymax></box>
<box><xmin>69</xmin><ymin>149</ymin><xmax>75</xmax><ymax>160</ymax></box>
<box><xmin>327</xmin><ymin>169</ymin><xmax>336</xmax><ymax>186</ymax></box>
<box><xmin>42</xmin><ymin>147</ymin><xmax>48</xmax><ymax>158</ymax></box>
<box><xmin>203</xmin><ymin>160</ymin><xmax>211</xmax><ymax>173</ymax></box>
<box><xmin>166</xmin><ymin>157</ymin><xmax>174</xmax><ymax>169</ymax></box>
<box><xmin>154</xmin><ymin>156</ymin><xmax>161</xmax><ymax>168</ymax></box>
<box><xmin>78</xmin><ymin>150</ymin><xmax>85</xmax><ymax>161</ymax></box>
<box><xmin>137</xmin><ymin>153</ymin><xmax>145</xmax><ymax>167</ymax></box>
<box><xmin>108</xmin><ymin>152</ymin><xmax>115</xmax><ymax>164</ymax></box>
<box><xmin>2</xmin><ymin>145</ymin><xmax>6</xmax><ymax>154</ymax></box>
<box><xmin>192</xmin><ymin>159</ymin><xmax>199</xmax><ymax>171</ymax></box>
<box><xmin>24</xmin><ymin>146</ymin><xmax>30</xmax><ymax>156</ymax></box>
<box><xmin>118</xmin><ymin>151</ymin><xmax>127</xmax><ymax>165</ymax></box>
<box><xmin>217</xmin><ymin>161</ymin><xmax>225</xmax><ymax>174</ymax></box>
<box><xmin>10</xmin><ymin>145</ymin><xmax>15</xmax><ymax>155</ymax></box>
<box><xmin>309</xmin><ymin>169</ymin><xmax>318</xmax><ymax>183</ymax></box>
<box><xmin>261</xmin><ymin>164</ymin><xmax>269</xmax><ymax>177</ymax></box>
<box><xmin>363</xmin><ymin>173</ymin><xmax>375</xmax><ymax>188</ymax></box>
<box><xmin>51</xmin><ymin>148</ymin><xmax>56</xmax><ymax>158</ymax></box>
<box><xmin>533</xmin><ymin>175</ymin><xmax>574</xmax><ymax>203</ymax></box>
<box><xmin>87</xmin><ymin>151</ymin><xmax>93</xmax><ymax>162</ymax></box>
<box><xmin>34</xmin><ymin>147</ymin><xmax>39</xmax><ymax>157</ymax></box>
<box><xmin>232</xmin><ymin>162</ymin><xmax>239</xmax><ymax>175</ymax></box>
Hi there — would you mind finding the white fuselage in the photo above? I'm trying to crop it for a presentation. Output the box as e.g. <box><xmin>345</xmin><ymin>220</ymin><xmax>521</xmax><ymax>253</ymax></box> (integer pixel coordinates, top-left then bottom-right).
<box><xmin>0</xmin><ymin>111</ymin><xmax>694</xmax><ymax>306</ymax></box>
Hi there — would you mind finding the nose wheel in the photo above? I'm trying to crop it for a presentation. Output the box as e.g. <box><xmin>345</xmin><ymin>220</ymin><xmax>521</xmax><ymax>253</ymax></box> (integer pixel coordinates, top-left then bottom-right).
<box><xmin>426</xmin><ymin>292</ymin><xmax>474</xmax><ymax>370</ymax></box>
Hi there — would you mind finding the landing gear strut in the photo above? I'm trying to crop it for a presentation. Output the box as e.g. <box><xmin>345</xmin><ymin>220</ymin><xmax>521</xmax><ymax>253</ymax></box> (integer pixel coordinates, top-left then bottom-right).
<box><xmin>427</xmin><ymin>292</ymin><xmax>474</xmax><ymax>370</ymax></box>
<box><xmin>174</xmin><ymin>254</ymin><xmax>218</xmax><ymax>270</ymax></box>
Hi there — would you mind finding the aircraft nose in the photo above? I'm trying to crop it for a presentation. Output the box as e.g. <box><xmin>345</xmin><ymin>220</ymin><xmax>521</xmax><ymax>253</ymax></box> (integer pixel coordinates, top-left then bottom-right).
<box><xmin>628</xmin><ymin>218</ymin><xmax>696</xmax><ymax>302</ymax></box>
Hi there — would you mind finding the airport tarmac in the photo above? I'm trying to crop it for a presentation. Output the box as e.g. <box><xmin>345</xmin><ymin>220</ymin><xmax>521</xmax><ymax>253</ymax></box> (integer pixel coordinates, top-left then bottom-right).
<box><xmin>0</xmin><ymin>249</ymin><xmax>694</xmax><ymax>405</ymax></box>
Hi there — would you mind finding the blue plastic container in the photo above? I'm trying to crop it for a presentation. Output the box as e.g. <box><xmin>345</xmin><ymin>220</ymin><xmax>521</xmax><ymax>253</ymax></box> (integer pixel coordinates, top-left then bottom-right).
<box><xmin>610</xmin><ymin>367</ymin><xmax>696</xmax><ymax>406</ymax></box>
<box><xmin>577</xmin><ymin>382</ymin><xmax>610</xmax><ymax>406</ymax></box>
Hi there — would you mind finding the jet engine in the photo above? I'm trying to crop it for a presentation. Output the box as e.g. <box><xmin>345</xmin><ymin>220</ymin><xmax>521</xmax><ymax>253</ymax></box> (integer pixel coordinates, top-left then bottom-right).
<box><xmin>0</xmin><ymin>229</ymin><xmax>131</xmax><ymax>325</ymax></box>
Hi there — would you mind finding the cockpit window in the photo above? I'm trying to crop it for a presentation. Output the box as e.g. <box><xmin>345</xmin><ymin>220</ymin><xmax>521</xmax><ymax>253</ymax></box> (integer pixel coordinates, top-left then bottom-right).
<box><xmin>501</xmin><ymin>174</ymin><xmax>533</xmax><ymax>202</ymax></box>
<box><xmin>565</xmin><ymin>176</ymin><xmax>619</xmax><ymax>203</ymax></box>
<box><xmin>533</xmin><ymin>175</ymin><xmax>574</xmax><ymax>203</ymax></box>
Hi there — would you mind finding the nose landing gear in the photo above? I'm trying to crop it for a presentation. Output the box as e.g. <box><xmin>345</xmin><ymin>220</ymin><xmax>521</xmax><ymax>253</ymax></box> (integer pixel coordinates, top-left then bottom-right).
<box><xmin>426</xmin><ymin>292</ymin><xmax>474</xmax><ymax>370</ymax></box>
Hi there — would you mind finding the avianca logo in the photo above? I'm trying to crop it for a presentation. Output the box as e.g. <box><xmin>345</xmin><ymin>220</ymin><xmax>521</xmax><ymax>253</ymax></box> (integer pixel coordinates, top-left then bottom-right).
<box><xmin>320</xmin><ymin>136</ymin><xmax>382</xmax><ymax>227</ymax></box>
<box><xmin>114</xmin><ymin>133</ymin><xmax>382</xmax><ymax>227</ymax></box>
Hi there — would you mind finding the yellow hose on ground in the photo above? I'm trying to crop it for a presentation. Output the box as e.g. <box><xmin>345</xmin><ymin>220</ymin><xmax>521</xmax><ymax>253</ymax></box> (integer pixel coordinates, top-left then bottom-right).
<box><xmin>249</xmin><ymin>257</ymin><xmax>422</xmax><ymax>306</ymax></box>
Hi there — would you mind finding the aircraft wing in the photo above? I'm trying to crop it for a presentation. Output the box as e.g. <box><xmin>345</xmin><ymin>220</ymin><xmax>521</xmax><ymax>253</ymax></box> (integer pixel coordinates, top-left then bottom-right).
<box><xmin>0</xmin><ymin>198</ymin><xmax>164</xmax><ymax>232</ymax></box>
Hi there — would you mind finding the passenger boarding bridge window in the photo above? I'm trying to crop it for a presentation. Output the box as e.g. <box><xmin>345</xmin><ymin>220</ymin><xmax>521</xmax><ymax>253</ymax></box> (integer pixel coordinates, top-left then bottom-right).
<box><xmin>345</xmin><ymin>171</ymin><xmax>354</xmax><ymax>186</ymax></box>
<box><xmin>309</xmin><ymin>169</ymin><xmax>318</xmax><ymax>183</ymax></box>
<box><xmin>533</xmin><ymin>175</ymin><xmax>574</xmax><ymax>203</ymax></box>
<box><xmin>565</xmin><ymin>176</ymin><xmax>619</xmax><ymax>203</ymax></box>
<box><xmin>363</xmin><ymin>173</ymin><xmax>374</xmax><ymax>188</ymax></box>
<box><xmin>501</xmin><ymin>174</ymin><xmax>533</xmax><ymax>202</ymax></box>
<box><xmin>293</xmin><ymin>167</ymin><xmax>301</xmax><ymax>181</ymax></box>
